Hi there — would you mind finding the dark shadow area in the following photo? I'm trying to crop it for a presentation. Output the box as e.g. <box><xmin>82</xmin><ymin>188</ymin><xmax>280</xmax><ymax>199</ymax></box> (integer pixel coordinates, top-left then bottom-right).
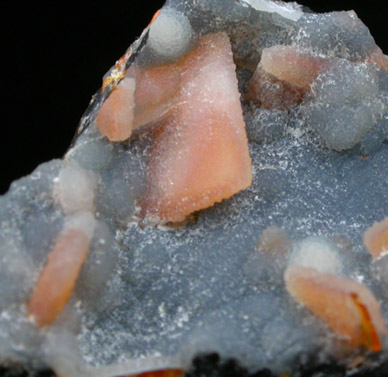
<box><xmin>0</xmin><ymin>1</ymin><xmax>165</xmax><ymax>194</ymax></box>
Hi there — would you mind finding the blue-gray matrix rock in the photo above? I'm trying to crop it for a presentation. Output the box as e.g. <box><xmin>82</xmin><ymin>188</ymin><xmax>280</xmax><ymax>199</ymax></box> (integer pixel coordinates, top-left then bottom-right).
<box><xmin>0</xmin><ymin>1</ymin><xmax>387</xmax><ymax>377</ymax></box>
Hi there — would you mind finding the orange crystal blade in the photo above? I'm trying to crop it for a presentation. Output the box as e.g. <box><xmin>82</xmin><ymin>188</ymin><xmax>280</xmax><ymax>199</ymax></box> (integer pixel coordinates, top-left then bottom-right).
<box><xmin>363</xmin><ymin>217</ymin><xmax>388</xmax><ymax>259</ymax></box>
<box><xmin>142</xmin><ymin>33</ymin><xmax>252</xmax><ymax>223</ymax></box>
<box><xmin>285</xmin><ymin>265</ymin><xmax>387</xmax><ymax>351</ymax></box>
<box><xmin>27</xmin><ymin>228</ymin><xmax>91</xmax><ymax>327</ymax></box>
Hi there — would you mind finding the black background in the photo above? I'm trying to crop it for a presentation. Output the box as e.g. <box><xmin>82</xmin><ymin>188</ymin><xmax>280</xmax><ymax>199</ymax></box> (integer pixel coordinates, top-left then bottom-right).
<box><xmin>1</xmin><ymin>0</ymin><xmax>386</xmax><ymax>194</ymax></box>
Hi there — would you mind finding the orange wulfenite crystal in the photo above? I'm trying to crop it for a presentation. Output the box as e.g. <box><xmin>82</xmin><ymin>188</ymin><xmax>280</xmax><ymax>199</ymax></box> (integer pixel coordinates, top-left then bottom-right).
<box><xmin>260</xmin><ymin>46</ymin><xmax>326</xmax><ymax>90</ymax></box>
<box><xmin>96</xmin><ymin>77</ymin><xmax>136</xmax><ymax>142</ymax></box>
<box><xmin>133</xmin><ymin>64</ymin><xmax>181</xmax><ymax>129</ymax></box>
<box><xmin>97</xmin><ymin>63</ymin><xmax>181</xmax><ymax>141</ymax></box>
<box><xmin>247</xmin><ymin>45</ymin><xmax>328</xmax><ymax>110</ymax></box>
<box><xmin>285</xmin><ymin>265</ymin><xmax>387</xmax><ymax>351</ymax></box>
<box><xmin>363</xmin><ymin>217</ymin><xmax>388</xmax><ymax>259</ymax></box>
<box><xmin>142</xmin><ymin>33</ymin><xmax>252</xmax><ymax>223</ymax></box>
<box><xmin>28</xmin><ymin>226</ymin><xmax>92</xmax><ymax>327</ymax></box>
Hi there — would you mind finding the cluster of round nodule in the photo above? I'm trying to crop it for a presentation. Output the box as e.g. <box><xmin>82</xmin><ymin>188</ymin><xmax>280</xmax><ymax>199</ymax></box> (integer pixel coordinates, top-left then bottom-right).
<box><xmin>237</xmin><ymin>7</ymin><xmax>388</xmax><ymax>154</ymax></box>
<box><xmin>306</xmin><ymin>60</ymin><xmax>388</xmax><ymax>153</ymax></box>
<box><xmin>245</xmin><ymin>48</ymin><xmax>388</xmax><ymax>153</ymax></box>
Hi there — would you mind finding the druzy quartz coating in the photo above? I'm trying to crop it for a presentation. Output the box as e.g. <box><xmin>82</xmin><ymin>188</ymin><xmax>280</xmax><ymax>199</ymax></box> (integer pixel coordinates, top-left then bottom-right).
<box><xmin>0</xmin><ymin>1</ymin><xmax>388</xmax><ymax>377</ymax></box>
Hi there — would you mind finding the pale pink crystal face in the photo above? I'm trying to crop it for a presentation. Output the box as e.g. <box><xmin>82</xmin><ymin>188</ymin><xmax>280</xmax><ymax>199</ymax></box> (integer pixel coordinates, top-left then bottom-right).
<box><xmin>96</xmin><ymin>77</ymin><xmax>136</xmax><ymax>142</ymax></box>
<box><xmin>247</xmin><ymin>45</ymin><xmax>329</xmax><ymax>110</ymax></box>
<box><xmin>133</xmin><ymin>63</ymin><xmax>181</xmax><ymax>129</ymax></box>
<box><xmin>96</xmin><ymin>64</ymin><xmax>181</xmax><ymax>142</ymax></box>
<box><xmin>96</xmin><ymin>32</ymin><xmax>252</xmax><ymax>224</ymax></box>
<box><xmin>141</xmin><ymin>33</ymin><xmax>252</xmax><ymax>223</ymax></box>
<box><xmin>364</xmin><ymin>217</ymin><xmax>388</xmax><ymax>259</ymax></box>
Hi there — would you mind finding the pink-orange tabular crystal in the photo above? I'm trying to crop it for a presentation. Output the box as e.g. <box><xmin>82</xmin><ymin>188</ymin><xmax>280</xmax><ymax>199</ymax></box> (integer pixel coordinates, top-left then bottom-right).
<box><xmin>97</xmin><ymin>63</ymin><xmax>181</xmax><ymax>141</ymax></box>
<box><xmin>96</xmin><ymin>77</ymin><xmax>136</xmax><ymax>142</ymax></box>
<box><xmin>133</xmin><ymin>64</ymin><xmax>181</xmax><ymax>129</ymax></box>
<box><xmin>142</xmin><ymin>33</ymin><xmax>252</xmax><ymax>223</ymax></box>
<box><xmin>285</xmin><ymin>265</ymin><xmax>387</xmax><ymax>351</ymax></box>
<box><xmin>260</xmin><ymin>46</ymin><xmax>326</xmax><ymax>90</ymax></box>
<box><xmin>248</xmin><ymin>45</ymin><xmax>328</xmax><ymax>110</ymax></box>
<box><xmin>27</xmin><ymin>228</ymin><xmax>91</xmax><ymax>327</ymax></box>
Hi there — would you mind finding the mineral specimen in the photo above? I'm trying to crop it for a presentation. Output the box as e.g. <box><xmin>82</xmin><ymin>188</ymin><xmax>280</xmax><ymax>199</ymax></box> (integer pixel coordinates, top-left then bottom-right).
<box><xmin>0</xmin><ymin>1</ymin><xmax>387</xmax><ymax>377</ymax></box>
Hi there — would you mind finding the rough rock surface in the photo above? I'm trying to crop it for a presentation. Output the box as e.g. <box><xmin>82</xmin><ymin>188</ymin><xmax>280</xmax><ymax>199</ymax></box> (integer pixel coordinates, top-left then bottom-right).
<box><xmin>0</xmin><ymin>1</ymin><xmax>387</xmax><ymax>377</ymax></box>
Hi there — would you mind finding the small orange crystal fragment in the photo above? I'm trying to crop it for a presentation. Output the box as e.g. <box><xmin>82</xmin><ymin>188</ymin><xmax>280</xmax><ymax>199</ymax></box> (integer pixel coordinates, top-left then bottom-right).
<box><xmin>149</xmin><ymin>9</ymin><xmax>162</xmax><ymax>25</ymax></box>
<box><xmin>142</xmin><ymin>33</ymin><xmax>252</xmax><ymax>223</ymax></box>
<box><xmin>97</xmin><ymin>63</ymin><xmax>181</xmax><ymax>141</ymax></box>
<box><xmin>27</xmin><ymin>228</ymin><xmax>92</xmax><ymax>327</ymax></box>
<box><xmin>363</xmin><ymin>217</ymin><xmax>388</xmax><ymax>259</ymax></box>
<box><xmin>248</xmin><ymin>45</ymin><xmax>328</xmax><ymax>109</ymax></box>
<box><xmin>260</xmin><ymin>46</ymin><xmax>326</xmax><ymax>90</ymax></box>
<box><xmin>96</xmin><ymin>77</ymin><xmax>136</xmax><ymax>142</ymax></box>
<box><xmin>285</xmin><ymin>265</ymin><xmax>387</xmax><ymax>351</ymax></box>
<box><xmin>125</xmin><ymin>369</ymin><xmax>184</xmax><ymax>377</ymax></box>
